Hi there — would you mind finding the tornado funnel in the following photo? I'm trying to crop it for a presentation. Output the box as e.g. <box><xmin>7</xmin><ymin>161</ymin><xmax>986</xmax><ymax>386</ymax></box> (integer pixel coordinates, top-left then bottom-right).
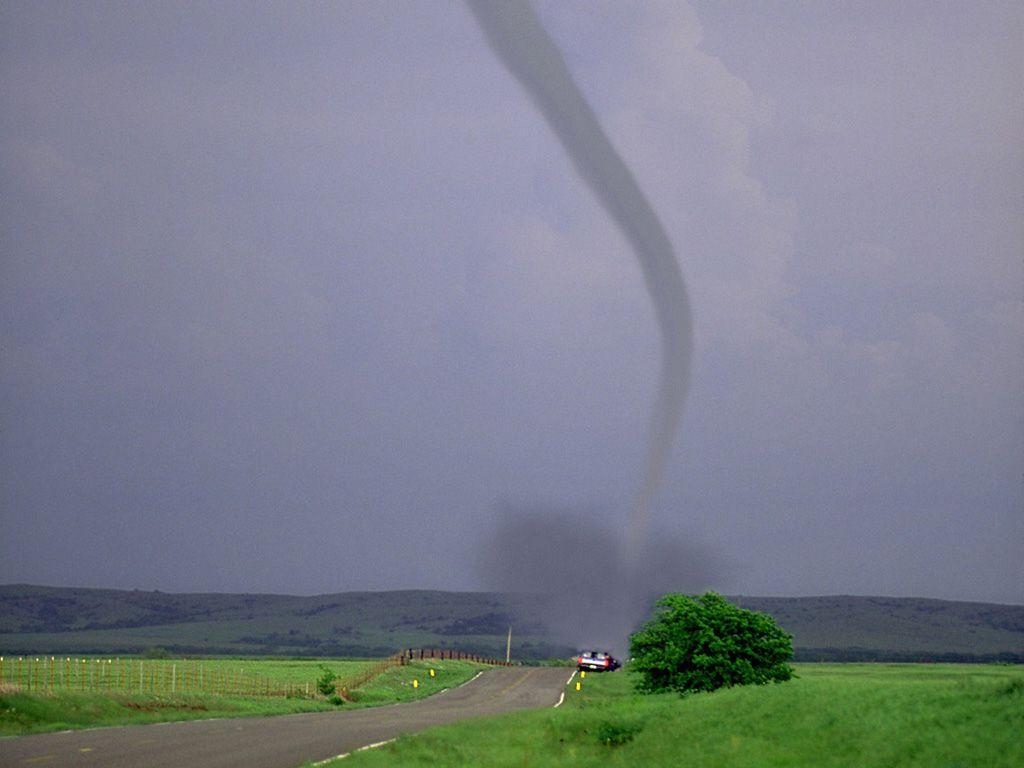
<box><xmin>468</xmin><ymin>0</ymin><xmax>693</xmax><ymax>561</ymax></box>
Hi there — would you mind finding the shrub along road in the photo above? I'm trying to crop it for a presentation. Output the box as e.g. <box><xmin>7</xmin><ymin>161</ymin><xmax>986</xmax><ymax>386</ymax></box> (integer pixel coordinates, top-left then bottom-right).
<box><xmin>0</xmin><ymin>667</ymin><xmax>572</xmax><ymax>768</ymax></box>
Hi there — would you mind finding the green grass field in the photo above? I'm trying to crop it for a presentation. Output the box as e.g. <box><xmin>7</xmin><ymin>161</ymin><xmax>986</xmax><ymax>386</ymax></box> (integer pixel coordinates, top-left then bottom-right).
<box><xmin>183</xmin><ymin>657</ymin><xmax>376</xmax><ymax>686</ymax></box>
<box><xmin>0</xmin><ymin>658</ymin><xmax>486</xmax><ymax>735</ymax></box>
<box><xmin>0</xmin><ymin>688</ymin><xmax>335</xmax><ymax>736</ymax></box>
<box><xmin>342</xmin><ymin>659</ymin><xmax>485</xmax><ymax>706</ymax></box>
<box><xmin>0</xmin><ymin>655</ymin><xmax>382</xmax><ymax>699</ymax></box>
<box><xmin>329</xmin><ymin>664</ymin><xmax>1024</xmax><ymax>767</ymax></box>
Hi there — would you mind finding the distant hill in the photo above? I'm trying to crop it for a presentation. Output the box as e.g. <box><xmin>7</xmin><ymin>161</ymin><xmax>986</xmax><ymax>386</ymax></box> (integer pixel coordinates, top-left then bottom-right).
<box><xmin>0</xmin><ymin>585</ymin><xmax>560</xmax><ymax>659</ymax></box>
<box><xmin>1</xmin><ymin>585</ymin><xmax>1020</xmax><ymax>662</ymax></box>
<box><xmin>732</xmin><ymin>595</ymin><xmax>1023</xmax><ymax>662</ymax></box>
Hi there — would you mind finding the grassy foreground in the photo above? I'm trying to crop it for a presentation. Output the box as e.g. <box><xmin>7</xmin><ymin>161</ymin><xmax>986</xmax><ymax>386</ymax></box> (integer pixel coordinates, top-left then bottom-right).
<box><xmin>0</xmin><ymin>659</ymin><xmax>485</xmax><ymax>736</ymax></box>
<box><xmin>329</xmin><ymin>664</ymin><xmax>1024</xmax><ymax>767</ymax></box>
<box><xmin>0</xmin><ymin>688</ymin><xmax>334</xmax><ymax>736</ymax></box>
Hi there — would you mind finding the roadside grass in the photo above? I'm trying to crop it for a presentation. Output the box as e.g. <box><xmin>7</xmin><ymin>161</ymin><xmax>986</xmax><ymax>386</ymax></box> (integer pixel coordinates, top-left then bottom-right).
<box><xmin>0</xmin><ymin>658</ymin><xmax>487</xmax><ymax>736</ymax></box>
<box><xmin>0</xmin><ymin>689</ymin><xmax>334</xmax><ymax>736</ymax></box>
<box><xmin>343</xmin><ymin>660</ymin><xmax>485</xmax><ymax>706</ymax></box>
<box><xmin>329</xmin><ymin>663</ymin><xmax>1024</xmax><ymax>767</ymax></box>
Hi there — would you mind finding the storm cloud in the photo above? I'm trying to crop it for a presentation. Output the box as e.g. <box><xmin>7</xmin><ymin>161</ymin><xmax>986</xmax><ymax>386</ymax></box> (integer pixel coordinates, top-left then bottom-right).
<box><xmin>1</xmin><ymin>2</ymin><xmax>1021</xmax><ymax>606</ymax></box>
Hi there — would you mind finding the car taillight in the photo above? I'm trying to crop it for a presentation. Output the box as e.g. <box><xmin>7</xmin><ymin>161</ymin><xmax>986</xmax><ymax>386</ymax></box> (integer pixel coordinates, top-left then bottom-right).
<box><xmin>603</xmin><ymin>658</ymin><xmax>610</xmax><ymax>667</ymax></box>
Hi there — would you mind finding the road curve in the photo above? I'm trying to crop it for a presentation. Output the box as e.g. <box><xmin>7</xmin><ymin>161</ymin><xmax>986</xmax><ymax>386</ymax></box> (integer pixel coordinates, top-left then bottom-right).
<box><xmin>0</xmin><ymin>667</ymin><xmax>571</xmax><ymax>768</ymax></box>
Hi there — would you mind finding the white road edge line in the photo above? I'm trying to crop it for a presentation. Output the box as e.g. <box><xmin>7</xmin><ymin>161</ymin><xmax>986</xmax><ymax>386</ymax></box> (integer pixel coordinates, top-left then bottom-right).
<box><xmin>458</xmin><ymin>670</ymin><xmax>484</xmax><ymax>688</ymax></box>
<box><xmin>555</xmin><ymin>670</ymin><xmax>577</xmax><ymax>708</ymax></box>
<box><xmin>312</xmin><ymin>738</ymin><xmax>396</xmax><ymax>764</ymax></box>
<box><xmin>309</xmin><ymin>670</ymin><xmax>488</xmax><ymax>764</ymax></box>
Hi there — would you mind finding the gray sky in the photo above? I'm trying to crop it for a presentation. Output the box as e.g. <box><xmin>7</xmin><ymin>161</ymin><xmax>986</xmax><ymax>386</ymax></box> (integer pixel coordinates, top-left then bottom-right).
<box><xmin>2</xmin><ymin>1</ymin><xmax>1021</xmax><ymax>605</ymax></box>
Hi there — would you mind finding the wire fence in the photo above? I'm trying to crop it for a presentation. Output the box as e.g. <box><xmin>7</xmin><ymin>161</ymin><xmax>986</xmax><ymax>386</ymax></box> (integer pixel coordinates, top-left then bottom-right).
<box><xmin>0</xmin><ymin>656</ymin><xmax>313</xmax><ymax>697</ymax></box>
<box><xmin>0</xmin><ymin>649</ymin><xmax>511</xmax><ymax>699</ymax></box>
<box><xmin>398</xmin><ymin>648</ymin><xmax>511</xmax><ymax>666</ymax></box>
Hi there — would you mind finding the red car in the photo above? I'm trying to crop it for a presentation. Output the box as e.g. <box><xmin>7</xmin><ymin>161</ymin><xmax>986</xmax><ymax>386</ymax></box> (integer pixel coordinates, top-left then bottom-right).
<box><xmin>576</xmin><ymin>650</ymin><xmax>620</xmax><ymax>672</ymax></box>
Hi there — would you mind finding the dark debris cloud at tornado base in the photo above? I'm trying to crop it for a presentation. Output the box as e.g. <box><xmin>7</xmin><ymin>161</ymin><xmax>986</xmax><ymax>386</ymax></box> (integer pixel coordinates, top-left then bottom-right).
<box><xmin>477</xmin><ymin>507</ymin><xmax>720</xmax><ymax>655</ymax></box>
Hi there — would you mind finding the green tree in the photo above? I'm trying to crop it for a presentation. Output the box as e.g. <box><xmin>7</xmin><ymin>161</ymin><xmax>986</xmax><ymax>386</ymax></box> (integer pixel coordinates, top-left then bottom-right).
<box><xmin>630</xmin><ymin>592</ymin><xmax>794</xmax><ymax>694</ymax></box>
<box><xmin>316</xmin><ymin>665</ymin><xmax>338</xmax><ymax>696</ymax></box>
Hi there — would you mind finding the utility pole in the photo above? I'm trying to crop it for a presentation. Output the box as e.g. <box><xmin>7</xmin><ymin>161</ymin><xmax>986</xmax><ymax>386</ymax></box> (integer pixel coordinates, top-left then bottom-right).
<box><xmin>506</xmin><ymin>626</ymin><xmax>512</xmax><ymax>664</ymax></box>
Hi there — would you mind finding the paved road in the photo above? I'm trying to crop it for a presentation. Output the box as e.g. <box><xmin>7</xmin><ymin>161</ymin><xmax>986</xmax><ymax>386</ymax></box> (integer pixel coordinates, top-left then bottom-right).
<box><xmin>0</xmin><ymin>667</ymin><xmax>572</xmax><ymax>768</ymax></box>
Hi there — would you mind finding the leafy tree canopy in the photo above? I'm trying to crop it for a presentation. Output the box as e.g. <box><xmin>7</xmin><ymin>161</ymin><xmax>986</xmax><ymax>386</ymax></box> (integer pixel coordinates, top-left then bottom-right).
<box><xmin>630</xmin><ymin>591</ymin><xmax>794</xmax><ymax>694</ymax></box>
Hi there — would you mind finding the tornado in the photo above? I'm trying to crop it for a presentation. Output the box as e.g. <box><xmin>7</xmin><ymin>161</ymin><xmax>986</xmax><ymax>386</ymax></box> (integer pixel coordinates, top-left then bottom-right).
<box><xmin>467</xmin><ymin>0</ymin><xmax>693</xmax><ymax>563</ymax></box>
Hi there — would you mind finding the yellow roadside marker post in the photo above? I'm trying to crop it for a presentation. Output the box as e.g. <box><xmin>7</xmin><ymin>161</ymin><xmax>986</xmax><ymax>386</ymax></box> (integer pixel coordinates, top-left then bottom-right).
<box><xmin>429</xmin><ymin>669</ymin><xmax>435</xmax><ymax>678</ymax></box>
<box><xmin>575</xmin><ymin>680</ymin><xmax>582</xmax><ymax>691</ymax></box>
<box><xmin>580</xmin><ymin>670</ymin><xmax>586</xmax><ymax>679</ymax></box>
<box><xmin>413</xmin><ymin>679</ymin><xmax>419</xmax><ymax>689</ymax></box>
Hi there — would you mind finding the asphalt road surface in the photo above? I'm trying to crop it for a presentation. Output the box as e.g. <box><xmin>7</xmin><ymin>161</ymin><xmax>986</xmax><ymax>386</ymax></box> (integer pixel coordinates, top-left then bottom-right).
<box><xmin>0</xmin><ymin>667</ymin><xmax>572</xmax><ymax>768</ymax></box>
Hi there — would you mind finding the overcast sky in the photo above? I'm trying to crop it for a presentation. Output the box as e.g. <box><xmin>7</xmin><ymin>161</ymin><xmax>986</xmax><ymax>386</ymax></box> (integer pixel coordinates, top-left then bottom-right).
<box><xmin>2</xmin><ymin>1</ymin><xmax>1021</xmax><ymax>605</ymax></box>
